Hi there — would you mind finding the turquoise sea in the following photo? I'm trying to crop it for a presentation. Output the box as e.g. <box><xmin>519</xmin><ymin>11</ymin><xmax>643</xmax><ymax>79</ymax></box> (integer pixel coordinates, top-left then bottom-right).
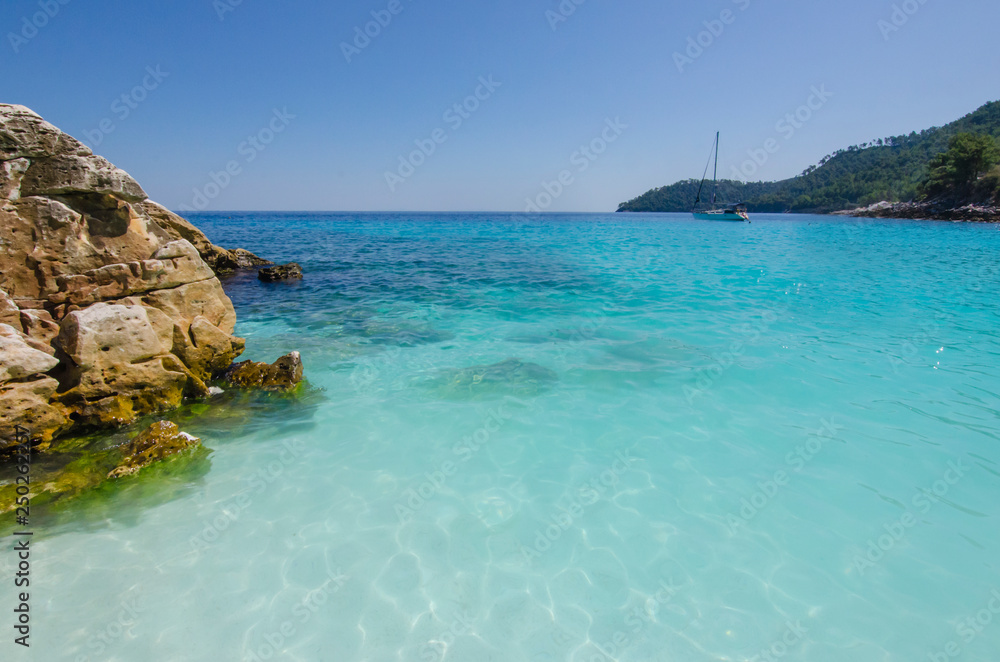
<box><xmin>6</xmin><ymin>213</ymin><xmax>1000</xmax><ymax>662</ymax></box>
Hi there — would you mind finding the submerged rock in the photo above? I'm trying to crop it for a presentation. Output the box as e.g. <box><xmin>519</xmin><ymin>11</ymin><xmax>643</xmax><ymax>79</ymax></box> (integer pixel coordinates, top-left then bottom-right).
<box><xmin>258</xmin><ymin>263</ymin><xmax>303</xmax><ymax>282</ymax></box>
<box><xmin>223</xmin><ymin>351</ymin><xmax>304</xmax><ymax>391</ymax></box>
<box><xmin>425</xmin><ymin>358</ymin><xmax>558</xmax><ymax>399</ymax></box>
<box><xmin>345</xmin><ymin>319</ymin><xmax>454</xmax><ymax>347</ymax></box>
<box><xmin>107</xmin><ymin>420</ymin><xmax>202</xmax><ymax>479</ymax></box>
<box><xmin>0</xmin><ymin>420</ymin><xmax>209</xmax><ymax>513</ymax></box>
<box><xmin>0</xmin><ymin>452</ymin><xmax>109</xmax><ymax>514</ymax></box>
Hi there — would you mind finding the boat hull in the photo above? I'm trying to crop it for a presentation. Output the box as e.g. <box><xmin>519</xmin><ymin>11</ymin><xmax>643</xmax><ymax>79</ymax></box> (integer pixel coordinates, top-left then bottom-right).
<box><xmin>692</xmin><ymin>211</ymin><xmax>748</xmax><ymax>222</ymax></box>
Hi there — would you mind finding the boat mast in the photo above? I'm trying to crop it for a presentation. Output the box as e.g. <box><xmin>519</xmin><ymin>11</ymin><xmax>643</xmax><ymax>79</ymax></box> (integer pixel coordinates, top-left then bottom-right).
<box><xmin>711</xmin><ymin>131</ymin><xmax>719</xmax><ymax>206</ymax></box>
<box><xmin>694</xmin><ymin>133</ymin><xmax>717</xmax><ymax>210</ymax></box>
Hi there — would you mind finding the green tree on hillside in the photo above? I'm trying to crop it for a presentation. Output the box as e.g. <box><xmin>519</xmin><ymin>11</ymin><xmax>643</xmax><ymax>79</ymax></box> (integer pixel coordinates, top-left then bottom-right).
<box><xmin>922</xmin><ymin>132</ymin><xmax>1000</xmax><ymax>197</ymax></box>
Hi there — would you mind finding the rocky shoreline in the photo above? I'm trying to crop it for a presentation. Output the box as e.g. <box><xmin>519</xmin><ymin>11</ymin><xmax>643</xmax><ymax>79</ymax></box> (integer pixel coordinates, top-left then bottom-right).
<box><xmin>836</xmin><ymin>200</ymin><xmax>1000</xmax><ymax>222</ymax></box>
<box><xmin>0</xmin><ymin>104</ymin><xmax>303</xmax><ymax>500</ymax></box>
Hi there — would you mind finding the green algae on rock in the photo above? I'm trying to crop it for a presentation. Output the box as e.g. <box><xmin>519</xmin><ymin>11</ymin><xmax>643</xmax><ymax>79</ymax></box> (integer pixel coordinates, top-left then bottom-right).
<box><xmin>223</xmin><ymin>352</ymin><xmax>304</xmax><ymax>391</ymax></box>
<box><xmin>0</xmin><ymin>420</ymin><xmax>207</xmax><ymax>514</ymax></box>
<box><xmin>107</xmin><ymin>420</ymin><xmax>202</xmax><ymax>479</ymax></box>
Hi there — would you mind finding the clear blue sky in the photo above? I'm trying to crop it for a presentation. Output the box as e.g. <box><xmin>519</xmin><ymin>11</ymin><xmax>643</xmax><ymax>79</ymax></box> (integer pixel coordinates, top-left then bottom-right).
<box><xmin>2</xmin><ymin>0</ymin><xmax>998</xmax><ymax>212</ymax></box>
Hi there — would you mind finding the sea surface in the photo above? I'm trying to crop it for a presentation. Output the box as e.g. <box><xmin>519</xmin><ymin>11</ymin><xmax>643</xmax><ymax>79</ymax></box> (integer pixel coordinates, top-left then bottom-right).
<box><xmin>5</xmin><ymin>213</ymin><xmax>1000</xmax><ymax>662</ymax></box>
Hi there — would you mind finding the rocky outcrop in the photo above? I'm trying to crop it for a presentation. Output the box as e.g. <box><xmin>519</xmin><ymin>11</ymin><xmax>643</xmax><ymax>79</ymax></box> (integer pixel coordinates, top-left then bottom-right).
<box><xmin>258</xmin><ymin>262</ymin><xmax>303</xmax><ymax>282</ymax></box>
<box><xmin>841</xmin><ymin>200</ymin><xmax>1000</xmax><ymax>222</ymax></box>
<box><xmin>0</xmin><ymin>103</ymin><xmax>278</xmax><ymax>446</ymax></box>
<box><xmin>139</xmin><ymin>201</ymin><xmax>272</xmax><ymax>273</ymax></box>
<box><xmin>224</xmin><ymin>352</ymin><xmax>304</xmax><ymax>391</ymax></box>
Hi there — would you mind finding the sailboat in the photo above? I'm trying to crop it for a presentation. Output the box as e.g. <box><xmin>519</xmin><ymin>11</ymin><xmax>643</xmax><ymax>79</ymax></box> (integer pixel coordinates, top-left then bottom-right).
<box><xmin>692</xmin><ymin>132</ymin><xmax>749</xmax><ymax>222</ymax></box>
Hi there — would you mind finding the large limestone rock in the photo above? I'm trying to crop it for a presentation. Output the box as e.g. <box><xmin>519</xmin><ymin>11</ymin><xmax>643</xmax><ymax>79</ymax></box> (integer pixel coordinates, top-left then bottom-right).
<box><xmin>174</xmin><ymin>316</ymin><xmax>244</xmax><ymax>381</ymax></box>
<box><xmin>0</xmin><ymin>103</ymin><xmax>281</xmax><ymax>441</ymax></box>
<box><xmin>58</xmin><ymin>303</ymin><xmax>165</xmax><ymax>368</ymax></box>
<box><xmin>1</xmin><ymin>158</ymin><xmax>30</xmax><ymax>201</ymax></box>
<box><xmin>21</xmin><ymin>154</ymin><xmax>147</xmax><ymax>201</ymax></box>
<box><xmin>0</xmin><ymin>104</ymin><xmax>92</xmax><ymax>160</ymax></box>
<box><xmin>50</xmin><ymin>239</ymin><xmax>216</xmax><ymax>308</ymax></box>
<box><xmin>54</xmin><ymin>303</ymin><xmax>195</xmax><ymax>427</ymax></box>
<box><xmin>0</xmin><ymin>291</ymin><xmax>20</xmax><ymax>327</ymax></box>
<box><xmin>141</xmin><ymin>278</ymin><xmax>238</xmax><ymax>335</ymax></box>
<box><xmin>0</xmin><ymin>323</ymin><xmax>58</xmax><ymax>381</ymax></box>
<box><xmin>139</xmin><ymin>201</ymin><xmax>271</xmax><ymax>272</ymax></box>
<box><xmin>0</xmin><ymin>324</ymin><xmax>69</xmax><ymax>443</ymax></box>
<box><xmin>0</xmin><ymin>377</ymin><xmax>70</xmax><ymax>444</ymax></box>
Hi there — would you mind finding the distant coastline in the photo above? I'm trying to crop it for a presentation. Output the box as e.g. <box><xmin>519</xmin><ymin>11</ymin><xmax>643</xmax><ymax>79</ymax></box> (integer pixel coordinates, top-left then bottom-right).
<box><xmin>835</xmin><ymin>201</ymin><xmax>1000</xmax><ymax>223</ymax></box>
<box><xmin>617</xmin><ymin>100</ymin><xmax>1000</xmax><ymax>217</ymax></box>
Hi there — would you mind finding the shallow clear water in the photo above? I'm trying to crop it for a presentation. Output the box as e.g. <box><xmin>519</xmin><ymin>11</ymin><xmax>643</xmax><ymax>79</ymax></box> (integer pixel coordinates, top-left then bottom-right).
<box><xmin>6</xmin><ymin>213</ymin><xmax>1000</xmax><ymax>661</ymax></box>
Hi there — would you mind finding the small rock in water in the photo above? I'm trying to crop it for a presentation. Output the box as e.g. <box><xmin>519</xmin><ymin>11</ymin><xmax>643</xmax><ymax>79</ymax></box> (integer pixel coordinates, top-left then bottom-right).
<box><xmin>223</xmin><ymin>351</ymin><xmax>304</xmax><ymax>391</ymax></box>
<box><xmin>258</xmin><ymin>263</ymin><xmax>303</xmax><ymax>282</ymax></box>
<box><xmin>107</xmin><ymin>420</ymin><xmax>202</xmax><ymax>479</ymax></box>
